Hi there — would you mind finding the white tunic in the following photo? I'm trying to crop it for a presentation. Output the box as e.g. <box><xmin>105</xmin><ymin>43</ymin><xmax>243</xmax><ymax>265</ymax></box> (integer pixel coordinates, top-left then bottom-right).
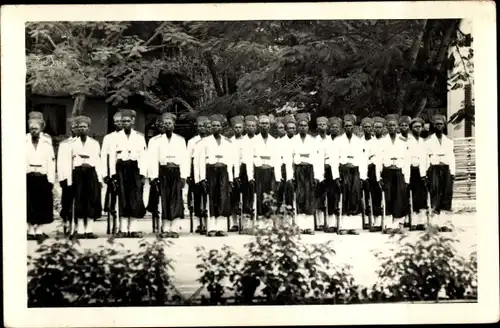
<box><xmin>69</xmin><ymin>137</ymin><xmax>103</xmax><ymax>184</ymax></box>
<box><xmin>235</xmin><ymin>135</ymin><xmax>257</xmax><ymax>178</ymax></box>
<box><xmin>278</xmin><ymin>135</ymin><xmax>295</xmax><ymax>168</ymax></box>
<box><xmin>287</xmin><ymin>134</ymin><xmax>324</xmax><ymax>182</ymax></box>
<box><xmin>26</xmin><ymin>133</ymin><xmax>52</xmax><ymax>145</ymax></box>
<box><xmin>196</xmin><ymin>135</ymin><xmax>235</xmax><ymax>183</ymax></box>
<box><xmin>26</xmin><ymin>138</ymin><xmax>56</xmax><ymax>184</ymax></box>
<box><xmin>329</xmin><ymin>134</ymin><xmax>368</xmax><ymax>181</ymax></box>
<box><xmin>146</xmin><ymin>134</ymin><xmax>163</xmax><ymax>179</ymax></box>
<box><xmin>249</xmin><ymin>134</ymin><xmax>281</xmax><ymax>181</ymax></box>
<box><xmin>57</xmin><ymin>137</ymin><xmax>76</xmax><ymax>183</ymax></box>
<box><xmin>100</xmin><ymin>131</ymin><xmax>120</xmax><ymax>179</ymax></box>
<box><xmin>149</xmin><ymin>133</ymin><xmax>189</xmax><ymax>180</ymax></box>
<box><xmin>187</xmin><ymin>135</ymin><xmax>201</xmax><ymax>160</ymax></box>
<box><xmin>377</xmin><ymin>135</ymin><xmax>410</xmax><ymax>183</ymax></box>
<box><xmin>424</xmin><ymin>134</ymin><xmax>456</xmax><ymax>176</ymax></box>
<box><xmin>406</xmin><ymin>134</ymin><xmax>428</xmax><ymax>177</ymax></box>
<box><xmin>109</xmin><ymin>129</ymin><xmax>148</xmax><ymax>177</ymax></box>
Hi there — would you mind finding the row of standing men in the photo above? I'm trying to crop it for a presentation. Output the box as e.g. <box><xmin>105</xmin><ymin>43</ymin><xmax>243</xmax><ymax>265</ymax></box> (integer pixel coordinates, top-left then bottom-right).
<box><xmin>25</xmin><ymin>109</ymin><xmax>455</xmax><ymax>239</ymax></box>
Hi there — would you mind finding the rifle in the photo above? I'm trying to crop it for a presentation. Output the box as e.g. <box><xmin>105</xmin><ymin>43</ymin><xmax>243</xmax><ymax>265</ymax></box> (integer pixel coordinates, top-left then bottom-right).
<box><xmin>252</xmin><ymin>181</ymin><xmax>257</xmax><ymax>234</ymax></box>
<box><xmin>337</xmin><ymin>191</ymin><xmax>342</xmax><ymax>235</ymax></box>
<box><xmin>381</xmin><ymin>188</ymin><xmax>386</xmax><ymax>234</ymax></box>
<box><xmin>408</xmin><ymin>188</ymin><xmax>414</xmax><ymax>230</ymax></box>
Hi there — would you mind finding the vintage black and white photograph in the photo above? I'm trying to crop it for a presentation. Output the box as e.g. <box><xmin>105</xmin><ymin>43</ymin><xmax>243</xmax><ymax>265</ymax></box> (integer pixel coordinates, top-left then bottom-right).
<box><xmin>2</xmin><ymin>2</ymin><xmax>498</xmax><ymax>327</ymax></box>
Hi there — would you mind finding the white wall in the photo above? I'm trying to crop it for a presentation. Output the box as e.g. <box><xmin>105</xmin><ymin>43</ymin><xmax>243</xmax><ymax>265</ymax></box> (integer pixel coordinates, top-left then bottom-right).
<box><xmin>447</xmin><ymin>19</ymin><xmax>475</xmax><ymax>139</ymax></box>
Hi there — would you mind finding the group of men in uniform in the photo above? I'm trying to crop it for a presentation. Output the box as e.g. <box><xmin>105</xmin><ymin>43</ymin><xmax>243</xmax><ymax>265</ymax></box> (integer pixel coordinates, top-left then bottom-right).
<box><xmin>26</xmin><ymin>108</ymin><xmax>456</xmax><ymax>239</ymax></box>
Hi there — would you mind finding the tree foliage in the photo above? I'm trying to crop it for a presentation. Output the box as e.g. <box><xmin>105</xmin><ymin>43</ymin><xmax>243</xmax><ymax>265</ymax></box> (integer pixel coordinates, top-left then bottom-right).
<box><xmin>26</xmin><ymin>20</ymin><xmax>469</xmax><ymax>120</ymax></box>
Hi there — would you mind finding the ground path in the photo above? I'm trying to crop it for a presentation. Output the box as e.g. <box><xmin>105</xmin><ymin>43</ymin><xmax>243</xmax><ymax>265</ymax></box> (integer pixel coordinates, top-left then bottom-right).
<box><xmin>28</xmin><ymin>210</ymin><xmax>477</xmax><ymax>299</ymax></box>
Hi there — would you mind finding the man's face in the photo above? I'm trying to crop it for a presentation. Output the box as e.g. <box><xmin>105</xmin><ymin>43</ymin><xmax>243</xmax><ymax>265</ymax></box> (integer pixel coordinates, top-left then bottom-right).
<box><xmin>434</xmin><ymin>121</ymin><xmax>444</xmax><ymax>132</ymax></box>
<box><xmin>363</xmin><ymin>123</ymin><xmax>373</xmax><ymax>135</ymax></box>
<box><xmin>330</xmin><ymin>124</ymin><xmax>340</xmax><ymax>136</ymax></box>
<box><xmin>399</xmin><ymin>122</ymin><xmax>410</xmax><ymax>134</ymax></box>
<box><xmin>78</xmin><ymin>122</ymin><xmax>89</xmax><ymax>136</ymax></box>
<box><xmin>344</xmin><ymin>121</ymin><xmax>354</xmax><ymax>134</ymax></box>
<box><xmin>205</xmin><ymin>121</ymin><xmax>213</xmax><ymax>134</ymax></box>
<box><xmin>286</xmin><ymin>123</ymin><xmax>296</xmax><ymax>137</ymax></box>
<box><xmin>246</xmin><ymin>121</ymin><xmax>257</xmax><ymax>135</ymax></box>
<box><xmin>411</xmin><ymin>122</ymin><xmax>422</xmax><ymax>136</ymax></box>
<box><xmin>114</xmin><ymin>116</ymin><xmax>123</xmax><ymax>130</ymax></box>
<box><xmin>317</xmin><ymin>121</ymin><xmax>328</xmax><ymax>132</ymax></box>
<box><xmin>157</xmin><ymin>121</ymin><xmax>166</xmax><ymax>134</ymax></box>
<box><xmin>373</xmin><ymin>123</ymin><xmax>384</xmax><ymax>136</ymax></box>
<box><xmin>71</xmin><ymin>124</ymin><xmax>79</xmax><ymax>136</ymax></box>
<box><xmin>211</xmin><ymin>121</ymin><xmax>222</xmax><ymax>135</ymax></box>
<box><xmin>387</xmin><ymin>121</ymin><xmax>397</xmax><ymax>134</ymax></box>
<box><xmin>233</xmin><ymin>123</ymin><xmax>243</xmax><ymax>136</ymax></box>
<box><xmin>121</xmin><ymin>116</ymin><xmax>133</xmax><ymax>130</ymax></box>
<box><xmin>29</xmin><ymin>124</ymin><xmax>41</xmax><ymax>138</ymax></box>
<box><xmin>259</xmin><ymin>120</ymin><xmax>270</xmax><ymax>133</ymax></box>
<box><xmin>277</xmin><ymin>123</ymin><xmax>285</xmax><ymax>137</ymax></box>
<box><xmin>298</xmin><ymin>121</ymin><xmax>309</xmax><ymax>134</ymax></box>
<box><xmin>197</xmin><ymin>122</ymin><xmax>207</xmax><ymax>135</ymax></box>
<box><xmin>163</xmin><ymin>118</ymin><xmax>174</xmax><ymax>132</ymax></box>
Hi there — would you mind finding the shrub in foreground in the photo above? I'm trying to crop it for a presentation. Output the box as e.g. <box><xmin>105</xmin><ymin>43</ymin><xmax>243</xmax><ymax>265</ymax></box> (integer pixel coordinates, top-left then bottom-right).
<box><xmin>28</xmin><ymin>236</ymin><xmax>176</xmax><ymax>306</ymax></box>
<box><xmin>371</xmin><ymin>224</ymin><xmax>478</xmax><ymax>302</ymax></box>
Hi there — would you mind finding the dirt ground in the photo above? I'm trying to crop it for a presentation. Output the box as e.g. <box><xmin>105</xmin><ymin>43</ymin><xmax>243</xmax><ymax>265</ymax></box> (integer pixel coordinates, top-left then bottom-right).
<box><xmin>28</xmin><ymin>209</ymin><xmax>477</xmax><ymax>298</ymax></box>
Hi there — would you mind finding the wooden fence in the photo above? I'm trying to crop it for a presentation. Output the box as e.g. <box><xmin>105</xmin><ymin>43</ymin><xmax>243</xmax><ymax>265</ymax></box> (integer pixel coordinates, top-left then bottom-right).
<box><xmin>453</xmin><ymin>137</ymin><xmax>476</xmax><ymax>201</ymax></box>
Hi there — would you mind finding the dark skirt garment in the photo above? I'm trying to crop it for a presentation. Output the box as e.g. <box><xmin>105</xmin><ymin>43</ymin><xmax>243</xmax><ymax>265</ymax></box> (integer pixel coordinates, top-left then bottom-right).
<box><xmin>72</xmin><ymin>166</ymin><xmax>102</xmax><ymax>219</ymax></box>
<box><xmin>104</xmin><ymin>183</ymin><xmax>118</xmax><ymax>215</ymax></box>
<box><xmin>59</xmin><ymin>184</ymin><xmax>74</xmax><ymax>220</ymax></box>
<box><xmin>230</xmin><ymin>166</ymin><xmax>240</xmax><ymax>214</ymax></box>
<box><xmin>116</xmin><ymin>160</ymin><xmax>146</xmax><ymax>218</ymax></box>
<box><xmin>409</xmin><ymin>166</ymin><xmax>428</xmax><ymax>213</ymax></box>
<box><xmin>255</xmin><ymin>166</ymin><xmax>276</xmax><ymax>217</ymax></box>
<box><xmin>27</xmin><ymin>173</ymin><xmax>54</xmax><ymax>225</ymax></box>
<box><xmin>364</xmin><ymin>163</ymin><xmax>383</xmax><ymax>217</ymax></box>
<box><xmin>207</xmin><ymin>164</ymin><xmax>231</xmax><ymax>217</ymax></box>
<box><xmin>277</xmin><ymin>164</ymin><xmax>294</xmax><ymax>209</ymax></box>
<box><xmin>339</xmin><ymin>165</ymin><xmax>362</xmax><ymax>216</ymax></box>
<box><xmin>381</xmin><ymin>167</ymin><xmax>408</xmax><ymax>218</ymax></box>
<box><xmin>294</xmin><ymin>163</ymin><xmax>315</xmax><ymax>215</ymax></box>
<box><xmin>427</xmin><ymin>165</ymin><xmax>453</xmax><ymax>214</ymax></box>
<box><xmin>316</xmin><ymin>164</ymin><xmax>341</xmax><ymax>216</ymax></box>
<box><xmin>146</xmin><ymin>165</ymin><xmax>160</xmax><ymax>215</ymax></box>
<box><xmin>187</xmin><ymin>158</ymin><xmax>207</xmax><ymax>217</ymax></box>
<box><xmin>239</xmin><ymin>164</ymin><xmax>254</xmax><ymax>215</ymax></box>
<box><xmin>159</xmin><ymin>166</ymin><xmax>184</xmax><ymax>221</ymax></box>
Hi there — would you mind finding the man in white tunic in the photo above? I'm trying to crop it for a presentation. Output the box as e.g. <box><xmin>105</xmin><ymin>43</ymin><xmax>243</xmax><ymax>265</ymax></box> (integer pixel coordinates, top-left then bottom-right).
<box><xmin>407</xmin><ymin>117</ymin><xmax>429</xmax><ymax>230</ymax></box>
<box><xmin>365</xmin><ymin>116</ymin><xmax>385</xmax><ymax>232</ymax></box>
<box><xmin>146</xmin><ymin>116</ymin><xmax>164</xmax><ymax>232</ymax></box>
<box><xmin>425</xmin><ymin>114</ymin><xmax>455</xmax><ymax>232</ymax></box>
<box><xmin>149</xmin><ymin>113</ymin><xmax>189</xmax><ymax>238</ymax></box>
<box><xmin>109</xmin><ymin>109</ymin><xmax>148</xmax><ymax>238</ymax></box>
<box><xmin>378</xmin><ymin>114</ymin><xmax>410</xmax><ymax>234</ymax></box>
<box><xmin>101</xmin><ymin>111</ymin><xmax>123</xmax><ymax>233</ymax></box>
<box><xmin>314</xmin><ymin>116</ymin><xmax>332</xmax><ymax>231</ymax></box>
<box><xmin>249</xmin><ymin>115</ymin><xmax>281</xmax><ymax>230</ymax></box>
<box><xmin>57</xmin><ymin>117</ymin><xmax>79</xmax><ymax>235</ymax></box>
<box><xmin>68</xmin><ymin>116</ymin><xmax>103</xmax><ymax>239</ymax></box>
<box><xmin>235</xmin><ymin>115</ymin><xmax>258</xmax><ymax>231</ymax></box>
<box><xmin>229</xmin><ymin>115</ymin><xmax>245</xmax><ymax>232</ymax></box>
<box><xmin>187</xmin><ymin>116</ymin><xmax>210</xmax><ymax>233</ymax></box>
<box><xmin>26</xmin><ymin>111</ymin><xmax>52</xmax><ymax>145</ymax></box>
<box><xmin>287</xmin><ymin>113</ymin><xmax>323</xmax><ymax>234</ymax></box>
<box><xmin>26</xmin><ymin>117</ymin><xmax>55</xmax><ymax>240</ymax></box>
<box><xmin>276</xmin><ymin>115</ymin><xmax>297</xmax><ymax>217</ymax></box>
<box><xmin>330</xmin><ymin>114</ymin><xmax>367</xmax><ymax>235</ymax></box>
<box><xmin>197</xmin><ymin>115</ymin><xmax>235</xmax><ymax>237</ymax></box>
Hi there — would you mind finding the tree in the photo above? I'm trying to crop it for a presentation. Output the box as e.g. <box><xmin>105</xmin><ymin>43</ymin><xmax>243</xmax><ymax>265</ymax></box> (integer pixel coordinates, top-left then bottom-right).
<box><xmin>26</xmin><ymin>20</ymin><xmax>464</xmax><ymax>122</ymax></box>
